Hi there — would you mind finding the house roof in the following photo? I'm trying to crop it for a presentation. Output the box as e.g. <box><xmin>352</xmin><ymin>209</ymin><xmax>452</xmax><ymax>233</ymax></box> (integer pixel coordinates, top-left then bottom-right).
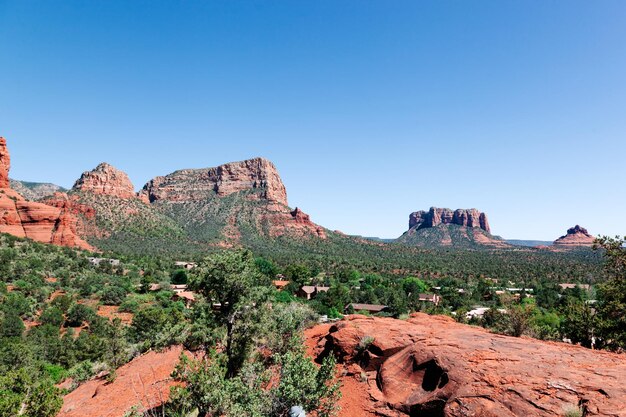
<box><xmin>418</xmin><ymin>293</ymin><xmax>440</xmax><ymax>301</ymax></box>
<box><xmin>300</xmin><ymin>286</ymin><xmax>330</xmax><ymax>294</ymax></box>
<box><xmin>273</xmin><ymin>280</ymin><xmax>290</xmax><ymax>288</ymax></box>
<box><xmin>348</xmin><ymin>303</ymin><xmax>388</xmax><ymax>313</ymax></box>
<box><xmin>559</xmin><ymin>283</ymin><xmax>590</xmax><ymax>290</ymax></box>
<box><xmin>174</xmin><ymin>292</ymin><xmax>196</xmax><ymax>302</ymax></box>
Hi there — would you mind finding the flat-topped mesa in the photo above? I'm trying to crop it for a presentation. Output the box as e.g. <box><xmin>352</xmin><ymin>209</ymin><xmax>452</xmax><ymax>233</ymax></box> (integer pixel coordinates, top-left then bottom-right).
<box><xmin>409</xmin><ymin>207</ymin><xmax>491</xmax><ymax>233</ymax></box>
<box><xmin>139</xmin><ymin>157</ymin><xmax>288</xmax><ymax>206</ymax></box>
<box><xmin>0</xmin><ymin>137</ymin><xmax>10</xmax><ymax>188</ymax></box>
<box><xmin>72</xmin><ymin>162</ymin><xmax>137</xmax><ymax>199</ymax></box>
<box><xmin>554</xmin><ymin>225</ymin><xmax>595</xmax><ymax>247</ymax></box>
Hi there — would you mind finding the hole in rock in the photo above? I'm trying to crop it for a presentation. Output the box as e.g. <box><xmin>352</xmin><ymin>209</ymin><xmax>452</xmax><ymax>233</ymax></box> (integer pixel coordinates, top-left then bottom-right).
<box><xmin>414</xmin><ymin>359</ymin><xmax>448</xmax><ymax>392</ymax></box>
<box><xmin>408</xmin><ymin>399</ymin><xmax>446</xmax><ymax>417</ymax></box>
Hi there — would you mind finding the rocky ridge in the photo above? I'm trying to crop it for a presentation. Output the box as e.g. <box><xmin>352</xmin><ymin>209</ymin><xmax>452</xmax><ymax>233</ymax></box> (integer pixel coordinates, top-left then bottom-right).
<box><xmin>9</xmin><ymin>179</ymin><xmax>66</xmax><ymax>201</ymax></box>
<box><xmin>553</xmin><ymin>225</ymin><xmax>596</xmax><ymax>247</ymax></box>
<box><xmin>0</xmin><ymin>138</ymin><xmax>92</xmax><ymax>250</ymax></box>
<box><xmin>308</xmin><ymin>314</ymin><xmax>626</xmax><ymax>417</ymax></box>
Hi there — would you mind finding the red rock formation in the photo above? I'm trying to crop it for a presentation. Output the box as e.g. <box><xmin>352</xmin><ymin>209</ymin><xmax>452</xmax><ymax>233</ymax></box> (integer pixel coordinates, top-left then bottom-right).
<box><xmin>72</xmin><ymin>162</ymin><xmax>137</xmax><ymax>199</ymax></box>
<box><xmin>309</xmin><ymin>314</ymin><xmax>626</xmax><ymax>417</ymax></box>
<box><xmin>59</xmin><ymin>346</ymin><xmax>185</xmax><ymax>417</ymax></box>
<box><xmin>0</xmin><ymin>138</ymin><xmax>93</xmax><ymax>250</ymax></box>
<box><xmin>409</xmin><ymin>207</ymin><xmax>491</xmax><ymax>233</ymax></box>
<box><xmin>138</xmin><ymin>157</ymin><xmax>288</xmax><ymax>205</ymax></box>
<box><xmin>138</xmin><ymin>158</ymin><xmax>326</xmax><ymax>241</ymax></box>
<box><xmin>554</xmin><ymin>225</ymin><xmax>595</xmax><ymax>247</ymax></box>
<box><xmin>0</xmin><ymin>137</ymin><xmax>10</xmax><ymax>188</ymax></box>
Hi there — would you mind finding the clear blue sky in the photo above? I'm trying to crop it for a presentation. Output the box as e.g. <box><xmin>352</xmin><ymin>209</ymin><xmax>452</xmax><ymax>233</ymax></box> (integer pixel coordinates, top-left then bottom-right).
<box><xmin>1</xmin><ymin>1</ymin><xmax>625</xmax><ymax>240</ymax></box>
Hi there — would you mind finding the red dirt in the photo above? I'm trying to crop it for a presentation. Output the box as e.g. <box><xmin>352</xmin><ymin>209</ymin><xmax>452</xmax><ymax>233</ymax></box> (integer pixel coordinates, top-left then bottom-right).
<box><xmin>97</xmin><ymin>305</ymin><xmax>134</xmax><ymax>325</ymax></box>
<box><xmin>305</xmin><ymin>324</ymin><xmax>377</xmax><ymax>417</ymax></box>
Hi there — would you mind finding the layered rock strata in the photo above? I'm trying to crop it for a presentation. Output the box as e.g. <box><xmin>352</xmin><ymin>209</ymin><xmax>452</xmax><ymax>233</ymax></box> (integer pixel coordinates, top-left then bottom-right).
<box><xmin>72</xmin><ymin>162</ymin><xmax>137</xmax><ymax>199</ymax></box>
<box><xmin>139</xmin><ymin>157</ymin><xmax>288</xmax><ymax>205</ymax></box>
<box><xmin>409</xmin><ymin>207</ymin><xmax>491</xmax><ymax>233</ymax></box>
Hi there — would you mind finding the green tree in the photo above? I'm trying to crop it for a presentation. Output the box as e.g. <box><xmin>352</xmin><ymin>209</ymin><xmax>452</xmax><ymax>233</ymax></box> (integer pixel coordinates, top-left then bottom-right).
<box><xmin>0</xmin><ymin>311</ymin><xmax>25</xmax><ymax>338</ymax></box>
<box><xmin>254</xmin><ymin>257</ymin><xmax>278</xmax><ymax>278</ymax></box>
<box><xmin>283</xmin><ymin>264</ymin><xmax>311</xmax><ymax>287</ymax></box>
<box><xmin>40</xmin><ymin>307</ymin><xmax>64</xmax><ymax>328</ymax></box>
<box><xmin>560</xmin><ymin>300</ymin><xmax>597</xmax><ymax>348</ymax></box>
<box><xmin>594</xmin><ymin>236</ymin><xmax>626</xmax><ymax>349</ymax></box>
<box><xmin>66</xmin><ymin>304</ymin><xmax>96</xmax><ymax>327</ymax></box>
<box><xmin>189</xmin><ymin>250</ymin><xmax>270</xmax><ymax>377</ymax></box>
<box><xmin>24</xmin><ymin>380</ymin><xmax>63</xmax><ymax>417</ymax></box>
<box><xmin>272</xmin><ymin>349</ymin><xmax>340</xmax><ymax>417</ymax></box>
<box><xmin>171</xmin><ymin>269</ymin><xmax>188</xmax><ymax>285</ymax></box>
<box><xmin>101</xmin><ymin>285</ymin><xmax>127</xmax><ymax>305</ymax></box>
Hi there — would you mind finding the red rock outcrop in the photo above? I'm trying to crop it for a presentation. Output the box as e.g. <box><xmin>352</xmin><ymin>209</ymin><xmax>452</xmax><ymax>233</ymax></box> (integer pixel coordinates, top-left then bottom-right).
<box><xmin>554</xmin><ymin>225</ymin><xmax>595</xmax><ymax>247</ymax></box>
<box><xmin>59</xmin><ymin>346</ymin><xmax>184</xmax><ymax>417</ymax></box>
<box><xmin>72</xmin><ymin>162</ymin><xmax>137</xmax><ymax>199</ymax></box>
<box><xmin>138</xmin><ymin>157</ymin><xmax>288</xmax><ymax>206</ymax></box>
<box><xmin>0</xmin><ymin>138</ymin><xmax>93</xmax><ymax>250</ymax></box>
<box><xmin>409</xmin><ymin>207</ymin><xmax>491</xmax><ymax>233</ymax></box>
<box><xmin>309</xmin><ymin>314</ymin><xmax>626</xmax><ymax>417</ymax></box>
<box><xmin>264</xmin><ymin>206</ymin><xmax>326</xmax><ymax>239</ymax></box>
<box><xmin>0</xmin><ymin>137</ymin><xmax>10</xmax><ymax>188</ymax></box>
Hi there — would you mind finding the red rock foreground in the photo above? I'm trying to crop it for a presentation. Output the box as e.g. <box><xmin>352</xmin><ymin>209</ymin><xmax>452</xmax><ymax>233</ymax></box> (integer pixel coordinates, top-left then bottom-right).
<box><xmin>308</xmin><ymin>314</ymin><xmax>626</xmax><ymax>417</ymax></box>
<box><xmin>59</xmin><ymin>346</ymin><xmax>184</xmax><ymax>417</ymax></box>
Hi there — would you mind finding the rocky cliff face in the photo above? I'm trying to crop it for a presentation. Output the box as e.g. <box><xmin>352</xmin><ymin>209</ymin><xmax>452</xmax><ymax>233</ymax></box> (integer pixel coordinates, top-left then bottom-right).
<box><xmin>409</xmin><ymin>207</ymin><xmax>491</xmax><ymax>233</ymax></box>
<box><xmin>138</xmin><ymin>157</ymin><xmax>288</xmax><ymax>206</ymax></box>
<box><xmin>0</xmin><ymin>138</ymin><xmax>92</xmax><ymax>250</ymax></box>
<box><xmin>308</xmin><ymin>315</ymin><xmax>626</xmax><ymax>417</ymax></box>
<box><xmin>72</xmin><ymin>163</ymin><xmax>137</xmax><ymax>199</ymax></box>
<box><xmin>0</xmin><ymin>137</ymin><xmax>10</xmax><ymax>188</ymax></box>
<box><xmin>553</xmin><ymin>225</ymin><xmax>595</xmax><ymax>247</ymax></box>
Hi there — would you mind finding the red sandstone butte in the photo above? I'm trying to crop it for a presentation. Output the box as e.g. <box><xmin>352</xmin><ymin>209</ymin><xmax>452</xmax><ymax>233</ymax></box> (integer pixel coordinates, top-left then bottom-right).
<box><xmin>553</xmin><ymin>225</ymin><xmax>596</xmax><ymax>247</ymax></box>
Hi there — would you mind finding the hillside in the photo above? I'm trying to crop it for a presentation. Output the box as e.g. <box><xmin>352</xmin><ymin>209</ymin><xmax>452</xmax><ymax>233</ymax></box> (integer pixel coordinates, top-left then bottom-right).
<box><xmin>9</xmin><ymin>179</ymin><xmax>66</xmax><ymax>201</ymax></box>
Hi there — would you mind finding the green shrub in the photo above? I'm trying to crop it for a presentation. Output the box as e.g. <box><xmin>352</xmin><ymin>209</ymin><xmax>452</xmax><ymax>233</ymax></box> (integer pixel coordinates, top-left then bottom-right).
<box><xmin>100</xmin><ymin>286</ymin><xmax>127</xmax><ymax>306</ymax></box>
<box><xmin>66</xmin><ymin>304</ymin><xmax>96</xmax><ymax>327</ymax></box>
<box><xmin>562</xmin><ymin>404</ymin><xmax>583</xmax><ymax>417</ymax></box>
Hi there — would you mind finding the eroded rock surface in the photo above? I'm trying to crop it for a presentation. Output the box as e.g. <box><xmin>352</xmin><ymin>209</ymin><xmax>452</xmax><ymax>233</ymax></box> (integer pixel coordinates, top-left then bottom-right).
<box><xmin>309</xmin><ymin>314</ymin><xmax>626</xmax><ymax>417</ymax></box>
<box><xmin>59</xmin><ymin>346</ymin><xmax>184</xmax><ymax>417</ymax></box>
